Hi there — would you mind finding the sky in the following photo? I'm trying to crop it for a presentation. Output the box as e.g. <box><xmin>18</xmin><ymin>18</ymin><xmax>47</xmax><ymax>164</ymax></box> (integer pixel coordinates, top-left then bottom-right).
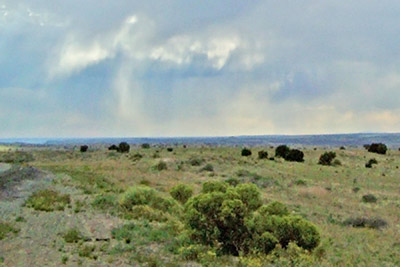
<box><xmin>1</xmin><ymin>1</ymin><xmax>400</xmax><ymax>138</ymax></box>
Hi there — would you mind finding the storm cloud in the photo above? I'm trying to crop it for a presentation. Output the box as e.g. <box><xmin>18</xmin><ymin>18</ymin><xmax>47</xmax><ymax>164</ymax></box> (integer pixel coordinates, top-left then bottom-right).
<box><xmin>1</xmin><ymin>1</ymin><xmax>400</xmax><ymax>137</ymax></box>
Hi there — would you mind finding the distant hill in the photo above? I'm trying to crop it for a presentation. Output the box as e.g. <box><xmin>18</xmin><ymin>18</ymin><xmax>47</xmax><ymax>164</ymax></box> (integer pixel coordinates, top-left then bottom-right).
<box><xmin>1</xmin><ymin>133</ymin><xmax>400</xmax><ymax>147</ymax></box>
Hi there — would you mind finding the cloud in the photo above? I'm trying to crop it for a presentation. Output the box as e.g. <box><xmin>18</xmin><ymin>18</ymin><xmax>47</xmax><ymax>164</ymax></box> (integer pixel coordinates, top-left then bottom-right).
<box><xmin>2</xmin><ymin>1</ymin><xmax>400</xmax><ymax>137</ymax></box>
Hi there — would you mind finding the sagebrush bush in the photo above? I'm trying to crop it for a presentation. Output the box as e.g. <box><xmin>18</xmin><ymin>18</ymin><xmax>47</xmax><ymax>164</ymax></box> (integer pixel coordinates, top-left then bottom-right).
<box><xmin>184</xmin><ymin>183</ymin><xmax>320</xmax><ymax>256</ymax></box>
<box><xmin>170</xmin><ymin>184</ymin><xmax>193</xmax><ymax>204</ymax></box>
<box><xmin>201</xmin><ymin>181</ymin><xmax>228</xmax><ymax>193</ymax></box>
<box><xmin>188</xmin><ymin>158</ymin><xmax>204</xmax><ymax>166</ymax></box>
<box><xmin>63</xmin><ymin>228</ymin><xmax>83</xmax><ymax>243</ymax></box>
<box><xmin>362</xmin><ymin>194</ymin><xmax>377</xmax><ymax>203</ymax></box>
<box><xmin>129</xmin><ymin>205</ymin><xmax>167</xmax><ymax>221</ymax></box>
<box><xmin>366</xmin><ymin>158</ymin><xmax>378</xmax><ymax>168</ymax></box>
<box><xmin>368</xmin><ymin>143</ymin><xmax>387</xmax><ymax>154</ymax></box>
<box><xmin>260</xmin><ymin>201</ymin><xmax>290</xmax><ymax>216</ymax></box>
<box><xmin>241</xmin><ymin>148</ymin><xmax>252</xmax><ymax>157</ymax></box>
<box><xmin>200</xmin><ymin>164</ymin><xmax>214</xmax><ymax>172</ymax></box>
<box><xmin>318</xmin><ymin>152</ymin><xmax>336</xmax><ymax>166</ymax></box>
<box><xmin>258</xmin><ymin>150</ymin><xmax>269</xmax><ymax>159</ymax></box>
<box><xmin>343</xmin><ymin>217</ymin><xmax>387</xmax><ymax>229</ymax></box>
<box><xmin>155</xmin><ymin>161</ymin><xmax>168</xmax><ymax>171</ymax></box>
<box><xmin>0</xmin><ymin>221</ymin><xmax>19</xmax><ymax>240</ymax></box>
<box><xmin>118</xmin><ymin>186</ymin><xmax>179</xmax><ymax>215</ymax></box>
<box><xmin>25</xmin><ymin>189</ymin><xmax>71</xmax><ymax>212</ymax></box>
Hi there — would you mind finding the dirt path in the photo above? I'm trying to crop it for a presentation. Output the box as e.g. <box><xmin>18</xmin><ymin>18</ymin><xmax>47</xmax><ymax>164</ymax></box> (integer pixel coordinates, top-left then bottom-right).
<box><xmin>0</xmin><ymin>166</ymin><xmax>126</xmax><ymax>266</ymax></box>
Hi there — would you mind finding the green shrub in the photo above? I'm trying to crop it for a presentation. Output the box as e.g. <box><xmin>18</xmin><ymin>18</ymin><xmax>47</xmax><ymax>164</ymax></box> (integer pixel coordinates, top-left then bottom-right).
<box><xmin>258</xmin><ymin>150</ymin><xmax>269</xmax><ymax>159</ymax></box>
<box><xmin>332</xmin><ymin>159</ymin><xmax>342</xmax><ymax>166</ymax></box>
<box><xmin>362</xmin><ymin>194</ymin><xmax>377</xmax><ymax>203</ymax></box>
<box><xmin>318</xmin><ymin>152</ymin><xmax>336</xmax><ymax>166</ymax></box>
<box><xmin>155</xmin><ymin>161</ymin><xmax>168</xmax><ymax>171</ymax></box>
<box><xmin>368</xmin><ymin>143</ymin><xmax>387</xmax><ymax>154</ymax></box>
<box><xmin>78</xmin><ymin>244</ymin><xmax>96</xmax><ymax>259</ymax></box>
<box><xmin>170</xmin><ymin>184</ymin><xmax>193</xmax><ymax>204</ymax></box>
<box><xmin>63</xmin><ymin>228</ymin><xmax>83</xmax><ymax>243</ymax></box>
<box><xmin>80</xmin><ymin>145</ymin><xmax>88</xmax><ymax>152</ymax></box>
<box><xmin>260</xmin><ymin>201</ymin><xmax>290</xmax><ymax>216</ymax></box>
<box><xmin>129</xmin><ymin>205</ymin><xmax>167</xmax><ymax>221</ymax></box>
<box><xmin>285</xmin><ymin>149</ymin><xmax>304</xmax><ymax>162</ymax></box>
<box><xmin>184</xmin><ymin>182</ymin><xmax>320</xmax><ymax>256</ymax></box>
<box><xmin>275</xmin><ymin>145</ymin><xmax>290</xmax><ymax>158</ymax></box>
<box><xmin>0</xmin><ymin>221</ymin><xmax>19</xmax><ymax>240</ymax></box>
<box><xmin>118</xmin><ymin>142</ymin><xmax>130</xmax><ymax>153</ymax></box>
<box><xmin>225</xmin><ymin>177</ymin><xmax>241</xmax><ymax>187</ymax></box>
<box><xmin>343</xmin><ymin>217</ymin><xmax>387</xmax><ymax>229</ymax></box>
<box><xmin>200</xmin><ymin>163</ymin><xmax>214</xmax><ymax>172</ymax></box>
<box><xmin>118</xmin><ymin>186</ymin><xmax>179</xmax><ymax>215</ymax></box>
<box><xmin>0</xmin><ymin>151</ymin><xmax>34</xmax><ymax>163</ymax></box>
<box><xmin>141</xmin><ymin>143</ymin><xmax>150</xmax><ymax>149</ymax></box>
<box><xmin>366</xmin><ymin>158</ymin><xmax>378</xmax><ymax>168</ymax></box>
<box><xmin>241</xmin><ymin>148</ymin><xmax>252</xmax><ymax>157</ymax></box>
<box><xmin>92</xmin><ymin>194</ymin><xmax>117</xmax><ymax>211</ymax></box>
<box><xmin>119</xmin><ymin>186</ymin><xmax>157</xmax><ymax>209</ymax></box>
<box><xmin>188</xmin><ymin>158</ymin><xmax>204</xmax><ymax>166</ymax></box>
<box><xmin>108</xmin><ymin>144</ymin><xmax>118</xmax><ymax>151</ymax></box>
<box><xmin>25</xmin><ymin>189</ymin><xmax>71</xmax><ymax>212</ymax></box>
<box><xmin>201</xmin><ymin>181</ymin><xmax>228</xmax><ymax>193</ymax></box>
<box><xmin>167</xmin><ymin>147</ymin><xmax>173</xmax><ymax>152</ymax></box>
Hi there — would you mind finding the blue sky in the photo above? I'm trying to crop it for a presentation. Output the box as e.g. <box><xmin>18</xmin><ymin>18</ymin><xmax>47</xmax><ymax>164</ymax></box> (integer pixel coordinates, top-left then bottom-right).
<box><xmin>1</xmin><ymin>1</ymin><xmax>400</xmax><ymax>137</ymax></box>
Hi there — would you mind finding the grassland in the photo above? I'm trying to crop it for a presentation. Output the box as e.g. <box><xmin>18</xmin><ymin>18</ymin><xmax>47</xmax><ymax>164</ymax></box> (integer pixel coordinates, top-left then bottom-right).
<box><xmin>1</xmin><ymin>145</ymin><xmax>400</xmax><ymax>266</ymax></box>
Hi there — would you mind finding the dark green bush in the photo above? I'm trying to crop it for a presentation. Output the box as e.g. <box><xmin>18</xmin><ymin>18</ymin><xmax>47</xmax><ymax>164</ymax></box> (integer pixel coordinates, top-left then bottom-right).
<box><xmin>225</xmin><ymin>177</ymin><xmax>240</xmax><ymax>187</ymax></box>
<box><xmin>188</xmin><ymin>158</ymin><xmax>204</xmax><ymax>166</ymax></box>
<box><xmin>362</xmin><ymin>194</ymin><xmax>377</xmax><ymax>203</ymax></box>
<box><xmin>275</xmin><ymin>145</ymin><xmax>290</xmax><ymax>158</ymax></box>
<box><xmin>241</xmin><ymin>148</ymin><xmax>252</xmax><ymax>157</ymax></box>
<box><xmin>108</xmin><ymin>144</ymin><xmax>118</xmax><ymax>151</ymax></box>
<box><xmin>285</xmin><ymin>149</ymin><xmax>304</xmax><ymax>162</ymax></box>
<box><xmin>258</xmin><ymin>150</ymin><xmax>268</xmax><ymax>159</ymax></box>
<box><xmin>343</xmin><ymin>217</ymin><xmax>387</xmax><ymax>229</ymax></box>
<box><xmin>318</xmin><ymin>152</ymin><xmax>336</xmax><ymax>166</ymax></box>
<box><xmin>259</xmin><ymin>201</ymin><xmax>290</xmax><ymax>216</ymax></box>
<box><xmin>167</xmin><ymin>147</ymin><xmax>174</xmax><ymax>152</ymax></box>
<box><xmin>80</xmin><ymin>145</ymin><xmax>88</xmax><ymax>152</ymax></box>
<box><xmin>200</xmin><ymin>164</ymin><xmax>214</xmax><ymax>172</ymax></box>
<box><xmin>63</xmin><ymin>228</ymin><xmax>83</xmax><ymax>243</ymax></box>
<box><xmin>0</xmin><ymin>221</ymin><xmax>19</xmax><ymax>240</ymax></box>
<box><xmin>170</xmin><ymin>184</ymin><xmax>193</xmax><ymax>204</ymax></box>
<box><xmin>184</xmin><ymin>183</ymin><xmax>320</xmax><ymax>256</ymax></box>
<box><xmin>366</xmin><ymin>158</ymin><xmax>378</xmax><ymax>168</ymax></box>
<box><xmin>118</xmin><ymin>142</ymin><xmax>130</xmax><ymax>153</ymax></box>
<box><xmin>141</xmin><ymin>143</ymin><xmax>150</xmax><ymax>149</ymax></box>
<box><xmin>368</xmin><ymin>143</ymin><xmax>387</xmax><ymax>154</ymax></box>
<box><xmin>201</xmin><ymin>181</ymin><xmax>228</xmax><ymax>193</ymax></box>
<box><xmin>0</xmin><ymin>151</ymin><xmax>34</xmax><ymax>164</ymax></box>
<box><xmin>155</xmin><ymin>161</ymin><xmax>168</xmax><ymax>171</ymax></box>
<box><xmin>118</xmin><ymin>186</ymin><xmax>179</xmax><ymax>215</ymax></box>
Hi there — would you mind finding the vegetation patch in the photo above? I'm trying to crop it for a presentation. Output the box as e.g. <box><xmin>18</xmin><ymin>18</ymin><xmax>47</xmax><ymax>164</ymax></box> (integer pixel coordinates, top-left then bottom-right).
<box><xmin>63</xmin><ymin>228</ymin><xmax>84</xmax><ymax>243</ymax></box>
<box><xmin>362</xmin><ymin>194</ymin><xmax>377</xmax><ymax>203</ymax></box>
<box><xmin>318</xmin><ymin>152</ymin><xmax>336</xmax><ymax>166</ymax></box>
<box><xmin>170</xmin><ymin>184</ymin><xmax>193</xmax><ymax>204</ymax></box>
<box><xmin>0</xmin><ymin>221</ymin><xmax>19</xmax><ymax>240</ymax></box>
<box><xmin>184</xmin><ymin>182</ymin><xmax>320</xmax><ymax>256</ymax></box>
<box><xmin>343</xmin><ymin>217</ymin><xmax>387</xmax><ymax>229</ymax></box>
<box><xmin>25</xmin><ymin>189</ymin><xmax>71</xmax><ymax>211</ymax></box>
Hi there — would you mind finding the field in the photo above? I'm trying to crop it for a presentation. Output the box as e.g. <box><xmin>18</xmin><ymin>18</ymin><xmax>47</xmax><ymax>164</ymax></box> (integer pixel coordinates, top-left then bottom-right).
<box><xmin>1</xmin><ymin>144</ymin><xmax>400</xmax><ymax>266</ymax></box>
